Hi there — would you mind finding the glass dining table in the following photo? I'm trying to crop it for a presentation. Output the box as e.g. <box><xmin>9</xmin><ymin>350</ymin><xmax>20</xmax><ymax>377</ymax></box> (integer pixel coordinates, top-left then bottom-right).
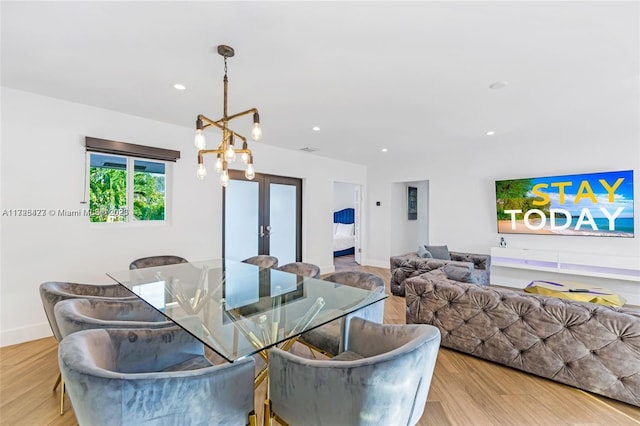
<box><xmin>106</xmin><ymin>258</ymin><xmax>387</xmax><ymax>382</ymax></box>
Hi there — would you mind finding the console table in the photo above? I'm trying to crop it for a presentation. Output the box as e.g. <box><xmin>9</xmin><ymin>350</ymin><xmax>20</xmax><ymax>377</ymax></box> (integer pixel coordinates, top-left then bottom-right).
<box><xmin>490</xmin><ymin>247</ymin><xmax>640</xmax><ymax>305</ymax></box>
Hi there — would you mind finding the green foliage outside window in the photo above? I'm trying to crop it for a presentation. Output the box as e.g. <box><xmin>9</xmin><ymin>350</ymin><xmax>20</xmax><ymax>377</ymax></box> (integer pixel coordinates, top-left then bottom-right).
<box><xmin>133</xmin><ymin>171</ymin><xmax>165</xmax><ymax>220</ymax></box>
<box><xmin>89</xmin><ymin>155</ymin><xmax>166</xmax><ymax>223</ymax></box>
<box><xmin>89</xmin><ymin>167</ymin><xmax>127</xmax><ymax>222</ymax></box>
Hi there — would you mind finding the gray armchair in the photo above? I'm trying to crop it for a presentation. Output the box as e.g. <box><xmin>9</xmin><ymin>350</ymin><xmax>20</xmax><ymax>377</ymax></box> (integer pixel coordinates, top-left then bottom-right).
<box><xmin>242</xmin><ymin>255</ymin><xmax>279</xmax><ymax>269</ymax></box>
<box><xmin>59</xmin><ymin>327</ymin><xmax>256</xmax><ymax>426</ymax></box>
<box><xmin>268</xmin><ymin>317</ymin><xmax>441</xmax><ymax>426</ymax></box>
<box><xmin>54</xmin><ymin>298</ymin><xmax>173</xmax><ymax>338</ymax></box>
<box><xmin>39</xmin><ymin>281</ymin><xmax>137</xmax><ymax>412</ymax></box>
<box><xmin>390</xmin><ymin>250</ymin><xmax>491</xmax><ymax>296</ymax></box>
<box><xmin>276</xmin><ymin>262</ymin><xmax>321</xmax><ymax>279</ymax></box>
<box><xmin>39</xmin><ymin>281</ymin><xmax>137</xmax><ymax>342</ymax></box>
<box><xmin>129</xmin><ymin>255</ymin><xmax>188</xmax><ymax>270</ymax></box>
<box><xmin>298</xmin><ymin>271</ymin><xmax>385</xmax><ymax>356</ymax></box>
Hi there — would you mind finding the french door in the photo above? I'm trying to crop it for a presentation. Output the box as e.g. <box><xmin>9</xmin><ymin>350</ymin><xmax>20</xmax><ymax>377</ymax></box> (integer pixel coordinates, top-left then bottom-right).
<box><xmin>223</xmin><ymin>171</ymin><xmax>302</xmax><ymax>265</ymax></box>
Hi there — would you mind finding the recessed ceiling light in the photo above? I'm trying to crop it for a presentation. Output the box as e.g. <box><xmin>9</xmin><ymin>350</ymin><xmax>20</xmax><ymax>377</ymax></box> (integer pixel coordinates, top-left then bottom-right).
<box><xmin>486</xmin><ymin>131</ymin><xmax>496</xmax><ymax>136</ymax></box>
<box><xmin>381</xmin><ymin>148</ymin><xmax>388</xmax><ymax>152</ymax></box>
<box><xmin>312</xmin><ymin>126</ymin><xmax>320</xmax><ymax>131</ymax></box>
<box><xmin>173</xmin><ymin>83</ymin><xmax>186</xmax><ymax>90</ymax></box>
<box><xmin>489</xmin><ymin>81</ymin><xmax>508</xmax><ymax>90</ymax></box>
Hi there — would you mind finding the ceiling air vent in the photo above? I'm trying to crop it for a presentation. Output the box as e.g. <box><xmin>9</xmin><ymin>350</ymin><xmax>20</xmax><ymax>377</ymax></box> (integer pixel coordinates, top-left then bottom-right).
<box><xmin>300</xmin><ymin>147</ymin><xmax>319</xmax><ymax>153</ymax></box>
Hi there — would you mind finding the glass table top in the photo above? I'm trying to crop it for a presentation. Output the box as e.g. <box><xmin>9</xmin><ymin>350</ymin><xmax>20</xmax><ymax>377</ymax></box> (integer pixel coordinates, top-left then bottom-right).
<box><xmin>107</xmin><ymin>259</ymin><xmax>387</xmax><ymax>362</ymax></box>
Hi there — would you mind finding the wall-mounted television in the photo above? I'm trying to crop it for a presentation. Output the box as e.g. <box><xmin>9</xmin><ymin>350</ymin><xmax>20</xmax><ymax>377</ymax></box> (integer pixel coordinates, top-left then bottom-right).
<box><xmin>495</xmin><ymin>170</ymin><xmax>634</xmax><ymax>237</ymax></box>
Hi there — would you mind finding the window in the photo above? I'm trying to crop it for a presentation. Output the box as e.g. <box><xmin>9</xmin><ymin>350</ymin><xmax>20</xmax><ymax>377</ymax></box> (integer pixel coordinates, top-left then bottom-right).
<box><xmin>88</xmin><ymin>153</ymin><xmax>167</xmax><ymax>223</ymax></box>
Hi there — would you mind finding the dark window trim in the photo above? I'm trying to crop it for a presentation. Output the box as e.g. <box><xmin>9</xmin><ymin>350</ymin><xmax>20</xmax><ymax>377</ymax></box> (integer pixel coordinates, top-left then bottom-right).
<box><xmin>85</xmin><ymin>137</ymin><xmax>180</xmax><ymax>162</ymax></box>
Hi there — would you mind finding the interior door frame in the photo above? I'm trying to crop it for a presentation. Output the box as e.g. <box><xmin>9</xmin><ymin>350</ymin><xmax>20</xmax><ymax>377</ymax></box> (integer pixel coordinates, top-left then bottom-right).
<box><xmin>223</xmin><ymin>170</ymin><xmax>302</xmax><ymax>262</ymax></box>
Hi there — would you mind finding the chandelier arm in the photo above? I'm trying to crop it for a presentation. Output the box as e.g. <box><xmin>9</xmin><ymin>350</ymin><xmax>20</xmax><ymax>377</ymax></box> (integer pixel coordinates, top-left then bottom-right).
<box><xmin>220</xmin><ymin>108</ymin><xmax>259</xmax><ymax>123</ymax></box>
<box><xmin>199</xmin><ymin>116</ymin><xmax>248</xmax><ymax>144</ymax></box>
<box><xmin>198</xmin><ymin>148</ymin><xmax>225</xmax><ymax>156</ymax></box>
<box><xmin>198</xmin><ymin>147</ymin><xmax>251</xmax><ymax>157</ymax></box>
<box><xmin>199</xmin><ymin>115</ymin><xmax>225</xmax><ymax>131</ymax></box>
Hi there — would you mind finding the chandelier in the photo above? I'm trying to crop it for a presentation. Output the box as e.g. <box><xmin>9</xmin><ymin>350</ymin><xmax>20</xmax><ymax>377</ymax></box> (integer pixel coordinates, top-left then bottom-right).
<box><xmin>195</xmin><ymin>45</ymin><xmax>262</xmax><ymax>186</ymax></box>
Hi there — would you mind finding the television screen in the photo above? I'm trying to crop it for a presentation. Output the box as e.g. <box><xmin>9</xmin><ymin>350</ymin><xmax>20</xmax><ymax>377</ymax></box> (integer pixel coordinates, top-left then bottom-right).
<box><xmin>495</xmin><ymin>170</ymin><xmax>634</xmax><ymax>237</ymax></box>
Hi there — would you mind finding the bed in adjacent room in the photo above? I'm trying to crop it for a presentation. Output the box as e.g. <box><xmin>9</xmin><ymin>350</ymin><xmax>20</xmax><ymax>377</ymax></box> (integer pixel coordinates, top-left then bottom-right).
<box><xmin>333</xmin><ymin>208</ymin><xmax>355</xmax><ymax>257</ymax></box>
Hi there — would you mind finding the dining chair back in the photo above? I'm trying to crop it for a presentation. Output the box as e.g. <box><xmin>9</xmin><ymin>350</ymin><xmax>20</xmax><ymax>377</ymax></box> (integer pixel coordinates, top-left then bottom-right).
<box><xmin>298</xmin><ymin>271</ymin><xmax>386</xmax><ymax>356</ymax></box>
<box><xmin>242</xmin><ymin>255</ymin><xmax>279</xmax><ymax>269</ymax></box>
<box><xmin>129</xmin><ymin>255</ymin><xmax>188</xmax><ymax>270</ymax></box>
<box><xmin>276</xmin><ymin>262</ymin><xmax>321</xmax><ymax>279</ymax></box>
<box><xmin>39</xmin><ymin>281</ymin><xmax>137</xmax><ymax>343</ymax></box>
<box><xmin>59</xmin><ymin>327</ymin><xmax>256</xmax><ymax>426</ymax></box>
<box><xmin>269</xmin><ymin>317</ymin><xmax>441</xmax><ymax>426</ymax></box>
<box><xmin>54</xmin><ymin>298</ymin><xmax>173</xmax><ymax>338</ymax></box>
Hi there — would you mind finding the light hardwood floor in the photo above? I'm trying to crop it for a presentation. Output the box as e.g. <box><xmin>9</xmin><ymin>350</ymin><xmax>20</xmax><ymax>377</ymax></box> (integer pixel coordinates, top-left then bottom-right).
<box><xmin>1</xmin><ymin>257</ymin><xmax>638</xmax><ymax>425</ymax></box>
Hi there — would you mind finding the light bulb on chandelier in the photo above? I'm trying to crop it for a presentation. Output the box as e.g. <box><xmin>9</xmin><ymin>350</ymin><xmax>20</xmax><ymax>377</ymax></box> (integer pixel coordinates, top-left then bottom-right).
<box><xmin>220</xmin><ymin>169</ymin><xmax>230</xmax><ymax>187</ymax></box>
<box><xmin>194</xmin><ymin>129</ymin><xmax>206</xmax><ymax>150</ymax></box>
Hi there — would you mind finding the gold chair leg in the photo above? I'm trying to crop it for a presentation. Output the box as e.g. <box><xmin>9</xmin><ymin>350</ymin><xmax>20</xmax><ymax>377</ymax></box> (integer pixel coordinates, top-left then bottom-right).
<box><xmin>52</xmin><ymin>372</ymin><xmax>62</xmax><ymax>391</ymax></box>
<box><xmin>59</xmin><ymin>379</ymin><xmax>65</xmax><ymax>415</ymax></box>
<box><xmin>263</xmin><ymin>398</ymin><xmax>272</xmax><ymax>426</ymax></box>
<box><xmin>248</xmin><ymin>410</ymin><xmax>257</xmax><ymax>426</ymax></box>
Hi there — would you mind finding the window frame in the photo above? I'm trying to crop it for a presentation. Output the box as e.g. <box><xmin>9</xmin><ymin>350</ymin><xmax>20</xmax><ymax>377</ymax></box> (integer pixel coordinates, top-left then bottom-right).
<box><xmin>86</xmin><ymin>152</ymin><xmax>172</xmax><ymax>225</ymax></box>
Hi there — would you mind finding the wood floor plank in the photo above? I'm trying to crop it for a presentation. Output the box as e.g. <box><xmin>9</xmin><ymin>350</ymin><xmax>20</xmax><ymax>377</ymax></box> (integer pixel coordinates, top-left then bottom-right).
<box><xmin>1</xmin><ymin>255</ymin><xmax>638</xmax><ymax>425</ymax></box>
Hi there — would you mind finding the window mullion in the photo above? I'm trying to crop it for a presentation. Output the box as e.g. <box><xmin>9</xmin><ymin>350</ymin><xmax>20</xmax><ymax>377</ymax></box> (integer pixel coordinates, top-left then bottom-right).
<box><xmin>127</xmin><ymin>157</ymin><xmax>135</xmax><ymax>222</ymax></box>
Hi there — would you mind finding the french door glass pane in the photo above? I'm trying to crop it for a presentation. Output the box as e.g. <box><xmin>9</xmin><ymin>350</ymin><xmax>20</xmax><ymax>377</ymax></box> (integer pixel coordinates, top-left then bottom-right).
<box><xmin>269</xmin><ymin>183</ymin><xmax>297</xmax><ymax>265</ymax></box>
<box><xmin>225</xmin><ymin>179</ymin><xmax>260</xmax><ymax>261</ymax></box>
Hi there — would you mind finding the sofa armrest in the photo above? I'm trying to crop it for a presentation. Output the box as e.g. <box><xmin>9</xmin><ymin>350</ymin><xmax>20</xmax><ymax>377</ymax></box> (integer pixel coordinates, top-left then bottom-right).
<box><xmin>390</xmin><ymin>252</ymin><xmax>418</xmax><ymax>269</ymax></box>
<box><xmin>390</xmin><ymin>255</ymin><xmax>452</xmax><ymax>296</ymax></box>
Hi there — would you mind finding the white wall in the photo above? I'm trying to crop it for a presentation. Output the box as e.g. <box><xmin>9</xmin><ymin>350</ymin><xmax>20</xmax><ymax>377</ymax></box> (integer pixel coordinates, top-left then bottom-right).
<box><xmin>0</xmin><ymin>88</ymin><xmax>366</xmax><ymax>346</ymax></box>
<box><xmin>367</xmin><ymin>115</ymin><xmax>640</xmax><ymax>296</ymax></box>
<box><xmin>333</xmin><ymin>181</ymin><xmax>356</xmax><ymax>212</ymax></box>
<box><xmin>390</xmin><ymin>180</ymin><xmax>429</xmax><ymax>256</ymax></box>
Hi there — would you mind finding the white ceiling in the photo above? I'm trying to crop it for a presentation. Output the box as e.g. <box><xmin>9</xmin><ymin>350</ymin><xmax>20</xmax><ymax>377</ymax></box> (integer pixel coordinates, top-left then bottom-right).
<box><xmin>2</xmin><ymin>1</ymin><xmax>638</xmax><ymax>167</ymax></box>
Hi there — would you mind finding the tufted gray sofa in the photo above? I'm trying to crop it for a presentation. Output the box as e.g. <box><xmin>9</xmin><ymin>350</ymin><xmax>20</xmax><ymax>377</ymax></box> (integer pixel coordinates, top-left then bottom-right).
<box><xmin>390</xmin><ymin>251</ymin><xmax>491</xmax><ymax>296</ymax></box>
<box><xmin>405</xmin><ymin>269</ymin><xmax>640</xmax><ymax>407</ymax></box>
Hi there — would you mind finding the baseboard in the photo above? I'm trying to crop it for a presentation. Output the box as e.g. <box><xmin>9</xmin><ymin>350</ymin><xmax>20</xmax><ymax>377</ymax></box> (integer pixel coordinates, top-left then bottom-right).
<box><xmin>0</xmin><ymin>322</ymin><xmax>52</xmax><ymax>347</ymax></box>
<box><xmin>363</xmin><ymin>258</ymin><xmax>390</xmax><ymax>269</ymax></box>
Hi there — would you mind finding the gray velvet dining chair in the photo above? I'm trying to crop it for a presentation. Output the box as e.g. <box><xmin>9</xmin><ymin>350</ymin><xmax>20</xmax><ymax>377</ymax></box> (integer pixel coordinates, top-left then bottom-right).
<box><xmin>59</xmin><ymin>327</ymin><xmax>257</xmax><ymax>426</ymax></box>
<box><xmin>298</xmin><ymin>271</ymin><xmax>386</xmax><ymax>356</ymax></box>
<box><xmin>268</xmin><ymin>317</ymin><xmax>441</xmax><ymax>426</ymax></box>
<box><xmin>276</xmin><ymin>262</ymin><xmax>321</xmax><ymax>279</ymax></box>
<box><xmin>129</xmin><ymin>255</ymin><xmax>189</xmax><ymax>270</ymax></box>
<box><xmin>242</xmin><ymin>255</ymin><xmax>279</xmax><ymax>269</ymax></box>
<box><xmin>39</xmin><ymin>281</ymin><xmax>138</xmax><ymax>413</ymax></box>
<box><xmin>53</xmin><ymin>298</ymin><xmax>177</xmax><ymax>415</ymax></box>
<box><xmin>54</xmin><ymin>298</ymin><xmax>173</xmax><ymax>339</ymax></box>
<box><xmin>39</xmin><ymin>281</ymin><xmax>137</xmax><ymax>342</ymax></box>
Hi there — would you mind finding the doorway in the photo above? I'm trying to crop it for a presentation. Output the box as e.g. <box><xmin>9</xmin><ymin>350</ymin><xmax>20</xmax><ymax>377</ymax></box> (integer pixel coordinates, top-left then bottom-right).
<box><xmin>223</xmin><ymin>171</ymin><xmax>302</xmax><ymax>264</ymax></box>
<box><xmin>332</xmin><ymin>182</ymin><xmax>362</xmax><ymax>269</ymax></box>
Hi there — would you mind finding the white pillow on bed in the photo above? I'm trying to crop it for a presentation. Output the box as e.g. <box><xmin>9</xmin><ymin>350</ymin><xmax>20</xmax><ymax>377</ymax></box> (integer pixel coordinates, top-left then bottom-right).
<box><xmin>333</xmin><ymin>222</ymin><xmax>339</xmax><ymax>235</ymax></box>
<box><xmin>336</xmin><ymin>223</ymin><xmax>354</xmax><ymax>237</ymax></box>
